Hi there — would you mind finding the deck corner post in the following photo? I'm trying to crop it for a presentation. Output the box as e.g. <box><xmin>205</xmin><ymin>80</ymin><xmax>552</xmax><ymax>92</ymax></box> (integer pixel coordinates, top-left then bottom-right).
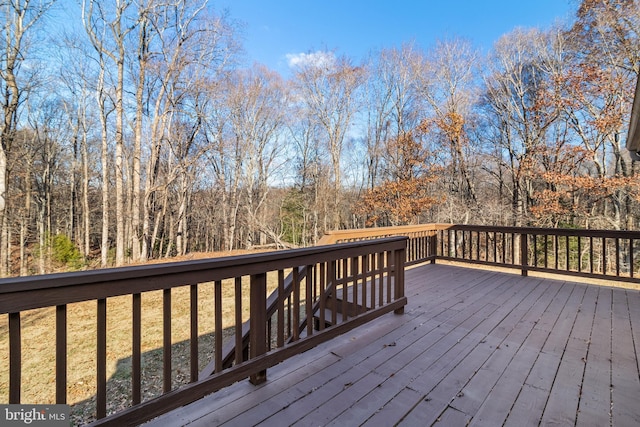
<box><xmin>520</xmin><ymin>232</ymin><xmax>528</xmax><ymax>277</ymax></box>
<box><xmin>394</xmin><ymin>246</ymin><xmax>406</xmax><ymax>314</ymax></box>
<box><xmin>250</xmin><ymin>272</ymin><xmax>268</xmax><ymax>385</ymax></box>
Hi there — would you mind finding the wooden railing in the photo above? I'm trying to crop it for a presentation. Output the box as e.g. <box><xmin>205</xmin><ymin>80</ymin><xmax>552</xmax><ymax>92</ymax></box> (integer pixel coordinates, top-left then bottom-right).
<box><xmin>438</xmin><ymin>224</ymin><xmax>640</xmax><ymax>283</ymax></box>
<box><xmin>0</xmin><ymin>237</ymin><xmax>407</xmax><ymax>426</ymax></box>
<box><xmin>324</xmin><ymin>223</ymin><xmax>640</xmax><ymax>284</ymax></box>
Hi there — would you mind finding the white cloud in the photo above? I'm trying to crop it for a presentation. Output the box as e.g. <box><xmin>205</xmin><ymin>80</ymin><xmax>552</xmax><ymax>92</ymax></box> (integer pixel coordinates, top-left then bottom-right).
<box><xmin>285</xmin><ymin>51</ymin><xmax>336</xmax><ymax>69</ymax></box>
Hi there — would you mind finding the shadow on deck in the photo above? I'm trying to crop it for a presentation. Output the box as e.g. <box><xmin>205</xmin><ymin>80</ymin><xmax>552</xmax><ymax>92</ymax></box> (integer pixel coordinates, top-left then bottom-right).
<box><xmin>146</xmin><ymin>263</ymin><xmax>640</xmax><ymax>426</ymax></box>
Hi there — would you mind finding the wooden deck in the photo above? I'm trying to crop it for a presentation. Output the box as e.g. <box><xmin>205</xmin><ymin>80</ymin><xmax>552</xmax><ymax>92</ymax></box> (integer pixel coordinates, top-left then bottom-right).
<box><xmin>147</xmin><ymin>263</ymin><xmax>640</xmax><ymax>426</ymax></box>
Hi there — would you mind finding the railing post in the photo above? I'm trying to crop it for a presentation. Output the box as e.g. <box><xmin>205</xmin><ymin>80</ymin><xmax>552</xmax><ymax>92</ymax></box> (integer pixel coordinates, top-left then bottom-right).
<box><xmin>520</xmin><ymin>232</ymin><xmax>528</xmax><ymax>276</ymax></box>
<box><xmin>430</xmin><ymin>233</ymin><xmax>437</xmax><ymax>264</ymax></box>
<box><xmin>250</xmin><ymin>272</ymin><xmax>267</xmax><ymax>385</ymax></box>
<box><xmin>394</xmin><ymin>246</ymin><xmax>406</xmax><ymax>314</ymax></box>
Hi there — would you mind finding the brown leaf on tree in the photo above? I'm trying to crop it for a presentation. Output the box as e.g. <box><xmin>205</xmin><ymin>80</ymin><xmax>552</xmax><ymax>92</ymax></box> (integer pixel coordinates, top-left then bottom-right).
<box><xmin>355</xmin><ymin>176</ymin><xmax>442</xmax><ymax>226</ymax></box>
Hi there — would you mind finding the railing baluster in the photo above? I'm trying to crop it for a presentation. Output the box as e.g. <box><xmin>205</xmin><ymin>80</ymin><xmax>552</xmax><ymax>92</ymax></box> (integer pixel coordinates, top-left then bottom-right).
<box><xmin>9</xmin><ymin>312</ymin><xmax>21</xmax><ymax>404</ymax></box>
<box><xmin>342</xmin><ymin>258</ymin><xmax>349</xmax><ymax>320</ymax></box>
<box><xmin>313</xmin><ymin>263</ymin><xmax>319</xmax><ymax>301</ymax></box>
<box><xmin>520</xmin><ymin>233</ymin><xmax>528</xmax><ymax>276</ymax></box>
<box><xmin>286</xmin><ymin>292</ymin><xmax>292</xmax><ymax>339</ymax></box>
<box><xmin>493</xmin><ymin>232</ymin><xmax>498</xmax><ymax>263</ymax></box>
<box><xmin>306</xmin><ymin>265</ymin><xmax>314</xmax><ymax>336</ymax></box>
<box><xmin>602</xmin><ymin>237</ymin><xmax>607</xmax><ymax>275</ymax></box>
<box><xmin>234</xmin><ymin>277</ymin><xmax>243</xmax><ymax>364</ymax></box>
<box><xmin>56</xmin><ymin>304</ymin><xmax>67</xmax><ymax>404</ymax></box>
<box><xmin>394</xmin><ymin>248</ymin><xmax>405</xmax><ymax>314</ymax></box>
<box><xmin>369</xmin><ymin>255</ymin><xmax>375</xmax><ymax>309</ymax></box>
<box><xmin>631</xmin><ymin>239</ymin><xmax>635</xmax><ymax>279</ymax></box>
<box><xmin>578</xmin><ymin>236</ymin><xmax>582</xmax><ymax>272</ymax></box>
<box><xmin>329</xmin><ymin>260</ymin><xmax>337</xmax><ymax>326</ymax></box>
<box><xmin>249</xmin><ymin>273</ymin><xmax>267</xmax><ymax>385</ymax></box>
<box><xmin>292</xmin><ymin>268</ymin><xmax>300</xmax><ymax>341</ymax></box>
<box><xmin>362</xmin><ymin>255</ymin><xmax>369</xmax><ymax>310</ymax></box>
<box><xmin>163</xmin><ymin>289</ymin><xmax>172</xmax><ymax>393</ymax></box>
<box><xmin>97</xmin><ymin>298</ymin><xmax>107</xmax><ymax>419</ymax></box>
<box><xmin>214</xmin><ymin>281</ymin><xmax>222</xmax><ymax>372</ymax></box>
<box><xmin>318</xmin><ymin>263</ymin><xmax>326</xmax><ymax>331</ymax></box>
<box><xmin>565</xmin><ymin>235</ymin><xmax>570</xmax><ymax>271</ymax></box>
<box><xmin>590</xmin><ymin>236</ymin><xmax>594</xmax><ymax>273</ymax></box>
<box><xmin>352</xmin><ymin>257</ymin><xmax>359</xmax><ymax>316</ymax></box>
<box><xmin>132</xmin><ymin>293</ymin><xmax>141</xmax><ymax>405</ymax></box>
<box><xmin>190</xmin><ymin>284</ymin><xmax>198</xmax><ymax>383</ymax></box>
<box><xmin>484</xmin><ymin>231</ymin><xmax>488</xmax><ymax>262</ymax></box>
<box><xmin>380</xmin><ymin>252</ymin><xmax>395</xmax><ymax>306</ymax></box>
<box><xmin>277</xmin><ymin>270</ymin><xmax>285</xmax><ymax>346</ymax></box>
<box><xmin>431</xmin><ymin>232</ymin><xmax>437</xmax><ymax>263</ymax></box>
<box><xmin>615</xmin><ymin>237</ymin><xmax>620</xmax><ymax>277</ymax></box>
<box><xmin>379</xmin><ymin>252</ymin><xmax>385</xmax><ymax>307</ymax></box>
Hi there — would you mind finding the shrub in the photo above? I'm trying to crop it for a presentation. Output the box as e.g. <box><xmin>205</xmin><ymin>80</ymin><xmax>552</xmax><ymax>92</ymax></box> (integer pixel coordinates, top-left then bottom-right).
<box><xmin>51</xmin><ymin>234</ymin><xmax>84</xmax><ymax>270</ymax></box>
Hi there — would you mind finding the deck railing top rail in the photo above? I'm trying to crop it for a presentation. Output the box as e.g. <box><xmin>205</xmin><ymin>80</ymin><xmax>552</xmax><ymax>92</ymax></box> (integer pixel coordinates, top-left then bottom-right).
<box><xmin>442</xmin><ymin>224</ymin><xmax>640</xmax><ymax>239</ymax></box>
<box><xmin>318</xmin><ymin>223</ymin><xmax>451</xmax><ymax>245</ymax></box>
<box><xmin>0</xmin><ymin>238</ymin><xmax>403</xmax><ymax>314</ymax></box>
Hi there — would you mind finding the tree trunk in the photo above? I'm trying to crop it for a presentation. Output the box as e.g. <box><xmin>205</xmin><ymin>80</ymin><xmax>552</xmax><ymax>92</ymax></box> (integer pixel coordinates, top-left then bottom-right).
<box><xmin>0</xmin><ymin>149</ymin><xmax>7</xmax><ymax>276</ymax></box>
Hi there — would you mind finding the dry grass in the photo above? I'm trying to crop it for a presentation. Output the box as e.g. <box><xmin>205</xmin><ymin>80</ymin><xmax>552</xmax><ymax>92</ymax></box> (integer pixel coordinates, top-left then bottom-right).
<box><xmin>0</xmin><ymin>250</ymin><xmax>284</xmax><ymax>426</ymax></box>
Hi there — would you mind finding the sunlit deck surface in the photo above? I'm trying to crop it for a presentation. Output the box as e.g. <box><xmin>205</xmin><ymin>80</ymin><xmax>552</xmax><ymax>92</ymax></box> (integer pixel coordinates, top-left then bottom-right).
<box><xmin>148</xmin><ymin>263</ymin><xmax>640</xmax><ymax>426</ymax></box>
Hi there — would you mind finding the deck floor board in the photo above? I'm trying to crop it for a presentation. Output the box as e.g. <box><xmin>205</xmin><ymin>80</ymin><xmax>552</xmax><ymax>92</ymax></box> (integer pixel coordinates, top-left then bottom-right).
<box><xmin>146</xmin><ymin>264</ymin><xmax>640</xmax><ymax>427</ymax></box>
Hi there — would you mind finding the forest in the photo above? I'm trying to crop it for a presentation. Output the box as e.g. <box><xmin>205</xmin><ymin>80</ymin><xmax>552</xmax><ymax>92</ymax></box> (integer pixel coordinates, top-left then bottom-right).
<box><xmin>0</xmin><ymin>0</ymin><xmax>639</xmax><ymax>276</ymax></box>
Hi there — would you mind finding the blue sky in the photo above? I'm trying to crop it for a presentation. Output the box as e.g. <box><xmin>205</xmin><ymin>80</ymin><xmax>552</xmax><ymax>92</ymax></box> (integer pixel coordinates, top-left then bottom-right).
<box><xmin>213</xmin><ymin>1</ymin><xmax>574</xmax><ymax>75</ymax></box>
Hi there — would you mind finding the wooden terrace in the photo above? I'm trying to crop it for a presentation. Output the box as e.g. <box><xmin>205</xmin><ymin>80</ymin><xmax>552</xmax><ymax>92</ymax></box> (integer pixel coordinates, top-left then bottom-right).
<box><xmin>2</xmin><ymin>224</ymin><xmax>640</xmax><ymax>426</ymax></box>
<box><xmin>149</xmin><ymin>262</ymin><xmax>640</xmax><ymax>426</ymax></box>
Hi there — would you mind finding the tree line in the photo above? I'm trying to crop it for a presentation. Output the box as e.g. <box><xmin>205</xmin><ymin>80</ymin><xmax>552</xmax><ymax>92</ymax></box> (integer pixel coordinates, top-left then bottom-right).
<box><xmin>1</xmin><ymin>0</ymin><xmax>639</xmax><ymax>276</ymax></box>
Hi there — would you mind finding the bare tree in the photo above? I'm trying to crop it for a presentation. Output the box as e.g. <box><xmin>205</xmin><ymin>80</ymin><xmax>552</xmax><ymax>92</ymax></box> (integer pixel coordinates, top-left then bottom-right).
<box><xmin>225</xmin><ymin>64</ymin><xmax>289</xmax><ymax>248</ymax></box>
<box><xmin>420</xmin><ymin>38</ymin><xmax>481</xmax><ymax>211</ymax></box>
<box><xmin>364</xmin><ymin>44</ymin><xmax>425</xmax><ymax>189</ymax></box>
<box><xmin>129</xmin><ymin>0</ymin><xmax>153</xmax><ymax>261</ymax></box>
<box><xmin>140</xmin><ymin>3</ymin><xmax>236</xmax><ymax>259</ymax></box>
<box><xmin>82</xmin><ymin>0</ymin><xmax>135</xmax><ymax>266</ymax></box>
<box><xmin>483</xmin><ymin>28</ymin><xmax>562</xmax><ymax>226</ymax></box>
<box><xmin>201</xmin><ymin>81</ymin><xmax>239</xmax><ymax>251</ymax></box>
<box><xmin>0</xmin><ymin>0</ymin><xmax>55</xmax><ymax>275</ymax></box>
<box><xmin>291</xmin><ymin>52</ymin><xmax>365</xmax><ymax>229</ymax></box>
